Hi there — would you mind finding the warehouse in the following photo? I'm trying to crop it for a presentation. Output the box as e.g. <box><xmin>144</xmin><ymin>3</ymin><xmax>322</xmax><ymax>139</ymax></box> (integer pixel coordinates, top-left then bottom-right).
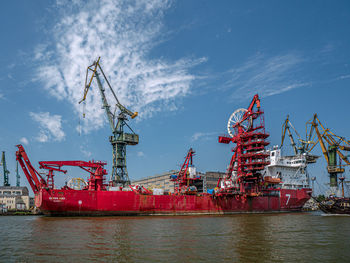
<box><xmin>132</xmin><ymin>171</ymin><xmax>224</xmax><ymax>193</ymax></box>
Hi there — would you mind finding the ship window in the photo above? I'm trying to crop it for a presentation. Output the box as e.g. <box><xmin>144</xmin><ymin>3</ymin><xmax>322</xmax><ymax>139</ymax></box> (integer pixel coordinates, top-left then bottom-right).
<box><xmin>271</xmin><ymin>152</ymin><xmax>275</xmax><ymax>157</ymax></box>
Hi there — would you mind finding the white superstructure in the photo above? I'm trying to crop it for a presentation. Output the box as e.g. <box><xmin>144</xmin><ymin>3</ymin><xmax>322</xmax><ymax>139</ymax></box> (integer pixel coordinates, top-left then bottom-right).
<box><xmin>263</xmin><ymin>146</ymin><xmax>314</xmax><ymax>189</ymax></box>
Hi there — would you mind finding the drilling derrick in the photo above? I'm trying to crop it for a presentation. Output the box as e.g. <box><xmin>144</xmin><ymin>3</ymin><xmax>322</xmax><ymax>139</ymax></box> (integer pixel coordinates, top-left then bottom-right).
<box><xmin>1</xmin><ymin>151</ymin><xmax>10</xmax><ymax>186</ymax></box>
<box><xmin>218</xmin><ymin>94</ymin><xmax>270</xmax><ymax>195</ymax></box>
<box><xmin>80</xmin><ymin>57</ymin><xmax>138</xmax><ymax>186</ymax></box>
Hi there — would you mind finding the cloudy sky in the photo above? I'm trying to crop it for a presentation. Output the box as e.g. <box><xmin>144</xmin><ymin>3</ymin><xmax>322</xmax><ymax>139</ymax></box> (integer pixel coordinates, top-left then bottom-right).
<box><xmin>1</xmin><ymin>0</ymin><xmax>350</xmax><ymax>193</ymax></box>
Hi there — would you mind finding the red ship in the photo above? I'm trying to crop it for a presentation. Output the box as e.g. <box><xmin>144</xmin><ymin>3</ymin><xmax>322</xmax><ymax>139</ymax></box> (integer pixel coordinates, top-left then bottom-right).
<box><xmin>16</xmin><ymin>95</ymin><xmax>312</xmax><ymax>216</ymax></box>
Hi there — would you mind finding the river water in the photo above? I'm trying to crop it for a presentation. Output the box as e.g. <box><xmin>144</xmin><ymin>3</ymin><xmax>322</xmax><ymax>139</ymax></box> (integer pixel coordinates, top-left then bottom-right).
<box><xmin>0</xmin><ymin>212</ymin><xmax>349</xmax><ymax>262</ymax></box>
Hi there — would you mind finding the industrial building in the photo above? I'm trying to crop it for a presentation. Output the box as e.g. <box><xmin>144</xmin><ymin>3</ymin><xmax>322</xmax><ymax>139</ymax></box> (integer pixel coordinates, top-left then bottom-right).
<box><xmin>132</xmin><ymin>170</ymin><xmax>178</xmax><ymax>193</ymax></box>
<box><xmin>203</xmin><ymin>171</ymin><xmax>226</xmax><ymax>190</ymax></box>
<box><xmin>0</xmin><ymin>186</ymin><xmax>31</xmax><ymax>211</ymax></box>
<box><xmin>132</xmin><ymin>171</ymin><xmax>224</xmax><ymax>193</ymax></box>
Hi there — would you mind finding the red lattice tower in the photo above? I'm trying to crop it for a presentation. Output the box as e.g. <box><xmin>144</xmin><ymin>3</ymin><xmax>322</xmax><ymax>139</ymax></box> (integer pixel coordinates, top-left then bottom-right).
<box><xmin>218</xmin><ymin>94</ymin><xmax>270</xmax><ymax>195</ymax></box>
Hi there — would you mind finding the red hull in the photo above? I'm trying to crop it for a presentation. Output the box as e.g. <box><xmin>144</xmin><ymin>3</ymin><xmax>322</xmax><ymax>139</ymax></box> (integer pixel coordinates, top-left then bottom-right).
<box><xmin>35</xmin><ymin>188</ymin><xmax>312</xmax><ymax>216</ymax></box>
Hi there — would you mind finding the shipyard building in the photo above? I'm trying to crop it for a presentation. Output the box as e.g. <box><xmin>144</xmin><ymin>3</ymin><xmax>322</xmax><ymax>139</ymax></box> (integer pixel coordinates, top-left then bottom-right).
<box><xmin>0</xmin><ymin>186</ymin><xmax>32</xmax><ymax>211</ymax></box>
<box><xmin>132</xmin><ymin>171</ymin><xmax>224</xmax><ymax>193</ymax></box>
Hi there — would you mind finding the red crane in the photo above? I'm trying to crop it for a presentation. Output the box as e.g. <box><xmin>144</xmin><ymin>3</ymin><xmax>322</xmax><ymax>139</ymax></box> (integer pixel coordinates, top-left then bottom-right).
<box><xmin>218</xmin><ymin>94</ymin><xmax>270</xmax><ymax>195</ymax></box>
<box><xmin>171</xmin><ymin>148</ymin><xmax>199</xmax><ymax>194</ymax></box>
<box><xmin>16</xmin><ymin>145</ymin><xmax>108</xmax><ymax>193</ymax></box>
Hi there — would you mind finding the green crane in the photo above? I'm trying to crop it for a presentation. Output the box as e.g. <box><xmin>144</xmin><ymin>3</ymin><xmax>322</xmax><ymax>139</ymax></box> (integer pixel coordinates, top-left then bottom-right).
<box><xmin>16</xmin><ymin>161</ymin><xmax>20</xmax><ymax>187</ymax></box>
<box><xmin>1</xmin><ymin>151</ymin><xmax>10</xmax><ymax>186</ymax></box>
<box><xmin>281</xmin><ymin>115</ymin><xmax>318</xmax><ymax>163</ymax></box>
<box><xmin>79</xmin><ymin>57</ymin><xmax>139</xmax><ymax>186</ymax></box>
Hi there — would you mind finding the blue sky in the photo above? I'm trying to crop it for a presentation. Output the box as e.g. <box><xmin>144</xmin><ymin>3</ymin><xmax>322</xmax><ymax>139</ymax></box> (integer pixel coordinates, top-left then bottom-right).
<box><xmin>0</xmin><ymin>0</ymin><xmax>350</xmax><ymax>194</ymax></box>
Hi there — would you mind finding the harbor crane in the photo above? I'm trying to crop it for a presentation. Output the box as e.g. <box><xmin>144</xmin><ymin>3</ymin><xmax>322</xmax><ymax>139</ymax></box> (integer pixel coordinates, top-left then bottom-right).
<box><xmin>281</xmin><ymin>115</ymin><xmax>318</xmax><ymax>163</ymax></box>
<box><xmin>304</xmin><ymin>114</ymin><xmax>350</xmax><ymax>190</ymax></box>
<box><xmin>79</xmin><ymin>57</ymin><xmax>139</xmax><ymax>186</ymax></box>
<box><xmin>1</xmin><ymin>151</ymin><xmax>10</xmax><ymax>186</ymax></box>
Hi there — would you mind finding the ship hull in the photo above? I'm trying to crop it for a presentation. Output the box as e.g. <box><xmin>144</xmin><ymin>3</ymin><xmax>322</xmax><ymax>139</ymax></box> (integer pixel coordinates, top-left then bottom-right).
<box><xmin>35</xmin><ymin>188</ymin><xmax>312</xmax><ymax>216</ymax></box>
<box><xmin>318</xmin><ymin>197</ymin><xmax>350</xmax><ymax>214</ymax></box>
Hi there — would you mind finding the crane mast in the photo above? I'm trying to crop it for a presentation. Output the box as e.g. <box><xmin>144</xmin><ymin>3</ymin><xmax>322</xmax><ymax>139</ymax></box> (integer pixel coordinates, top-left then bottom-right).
<box><xmin>1</xmin><ymin>151</ymin><xmax>10</xmax><ymax>186</ymax></box>
<box><xmin>16</xmin><ymin>161</ymin><xmax>20</xmax><ymax>187</ymax></box>
<box><xmin>80</xmin><ymin>57</ymin><xmax>139</xmax><ymax>186</ymax></box>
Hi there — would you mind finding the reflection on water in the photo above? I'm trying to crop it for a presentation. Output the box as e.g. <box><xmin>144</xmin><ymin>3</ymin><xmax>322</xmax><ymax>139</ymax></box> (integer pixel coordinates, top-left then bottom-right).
<box><xmin>0</xmin><ymin>212</ymin><xmax>349</xmax><ymax>262</ymax></box>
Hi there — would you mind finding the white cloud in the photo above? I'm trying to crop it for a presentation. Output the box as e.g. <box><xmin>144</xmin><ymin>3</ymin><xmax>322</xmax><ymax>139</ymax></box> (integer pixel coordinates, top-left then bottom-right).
<box><xmin>35</xmin><ymin>0</ymin><xmax>204</xmax><ymax>133</ymax></box>
<box><xmin>137</xmin><ymin>151</ymin><xmax>145</xmax><ymax>157</ymax></box>
<box><xmin>191</xmin><ymin>132</ymin><xmax>218</xmax><ymax>141</ymax></box>
<box><xmin>30</xmin><ymin>112</ymin><xmax>65</xmax><ymax>142</ymax></box>
<box><xmin>36</xmin><ymin>131</ymin><xmax>49</xmax><ymax>143</ymax></box>
<box><xmin>338</xmin><ymin>74</ymin><xmax>350</xmax><ymax>80</ymax></box>
<box><xmin>224</xmin><ymin>53</ymin><xmax>308</xmax><ymax>100</ymax></box>
<box><xmin>80</xmin><ymin>146</ymin><xmax>92</xmax><ymax>158</ymax></box>
<box><xmin>20</xmin><ymin>137</ymin><xmax>29</xmax><ymax>145</ymax></box>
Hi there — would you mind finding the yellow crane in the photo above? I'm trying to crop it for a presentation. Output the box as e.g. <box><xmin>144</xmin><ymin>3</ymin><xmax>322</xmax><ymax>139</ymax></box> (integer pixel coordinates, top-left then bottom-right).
<box><xmin>305</xmin><ymin>114</ymin><xmax>350</xmax><ymax>189</ymax></box>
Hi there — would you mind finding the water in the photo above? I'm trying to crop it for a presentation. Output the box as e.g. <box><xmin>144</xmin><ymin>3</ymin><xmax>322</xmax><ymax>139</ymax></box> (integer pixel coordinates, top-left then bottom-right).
<box><xmin>1</xmin><ymin>212</ymin><xmax>349</xmax><ymax>262</ymax></box>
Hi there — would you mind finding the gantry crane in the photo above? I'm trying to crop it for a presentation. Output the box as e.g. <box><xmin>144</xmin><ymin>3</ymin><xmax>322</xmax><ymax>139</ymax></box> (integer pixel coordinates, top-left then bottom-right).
<box><xmin>79</xmin><ymin>57</ymin><xmax>139</xmax><ymax>186</ymax></box>
<box><xmin>1</xmin><ymin>151</ymin><xmax>10</xmax><ymax>186</ymax></box>
<box><xmin>304</xmin><ymin>114</ymin><xmax>350</xmax><ymax>190</ymax></box>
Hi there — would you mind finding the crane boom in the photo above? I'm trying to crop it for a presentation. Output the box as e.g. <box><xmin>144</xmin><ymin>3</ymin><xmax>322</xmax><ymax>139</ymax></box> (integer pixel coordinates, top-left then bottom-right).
<box><xmin>80</xmin><ymin>57</ymin><xmax>100</xmax><ymax>104</ymax></box>
<box><xmin>80</xmin><ymin>57</ymin><xmax>138</xmax><ymax>119</ymax></box>
<box><xmin>16</xmin><ymin>145</ymin><xmax>109</xmax><ymax>192</ymax></box>
<box><xmin>16</xmin><ymin>145</ymin><xmax>46</xmax><ymax>193</ymax></box>
<box><xmin>281</xmin><ymin>115</ymin><xmax>298</xmax><ymax>155</ymax></box>
<box><xmin>311</xmin><ymin>115</ymin><xmax>329</xmax><ymax>164</ymax></box>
